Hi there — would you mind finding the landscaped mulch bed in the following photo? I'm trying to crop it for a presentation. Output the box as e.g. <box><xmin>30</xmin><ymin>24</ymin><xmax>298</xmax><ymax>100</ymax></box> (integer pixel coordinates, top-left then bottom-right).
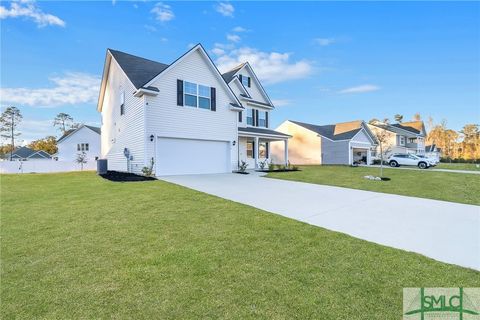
<box><xmin>256</xmin><ymin>169</ymin><xmax>300</xmax><ymax>173</ymax></box>
<box><xmin>99</xmin><ymin>171</ymin><xmax>156</xmax><ymax>182</ymax></box>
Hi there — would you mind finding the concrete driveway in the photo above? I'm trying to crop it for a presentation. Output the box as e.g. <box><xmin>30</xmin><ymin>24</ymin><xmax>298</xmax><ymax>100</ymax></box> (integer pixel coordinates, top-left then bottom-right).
<box><xmin>160</xmin><ymin>173</ymin><xmax>480</xmax><ymax>270</ymax></box>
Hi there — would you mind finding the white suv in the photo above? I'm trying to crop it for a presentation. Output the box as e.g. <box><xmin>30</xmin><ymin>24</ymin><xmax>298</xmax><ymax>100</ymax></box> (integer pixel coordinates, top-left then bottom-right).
<box><xmin>388</xmin><ymin>153</ymin><xmax>433</xmax><ymax>169</ymax></box>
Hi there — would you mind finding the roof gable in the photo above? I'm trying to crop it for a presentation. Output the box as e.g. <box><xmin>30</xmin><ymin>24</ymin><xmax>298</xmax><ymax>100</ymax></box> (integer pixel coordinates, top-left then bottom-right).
<box><xmin>289</xmin><ymin>120</ymin><xmax>375</xmax><ymax>142</ymax></box>
<box><xmin>144</xmin><ymin>44</ymin><xmax>242</xmax><ymax>107</ymax></box>
<box><xmin>57</xmin><ymin>125</ymin><xmax>101</xmax><ymax>143</ymax></box>
<box><xmin>230</xmin><ymin>63</ymin><xmax>273</xmax><ymax>107</ymax></box>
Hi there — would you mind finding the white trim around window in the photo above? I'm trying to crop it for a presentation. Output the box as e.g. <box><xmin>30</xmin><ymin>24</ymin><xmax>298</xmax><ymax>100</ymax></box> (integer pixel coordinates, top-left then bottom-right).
<box><xmin>184</xmin><ymin>81</ymin><xmax>211</xmax><ymax>110</ymax></box>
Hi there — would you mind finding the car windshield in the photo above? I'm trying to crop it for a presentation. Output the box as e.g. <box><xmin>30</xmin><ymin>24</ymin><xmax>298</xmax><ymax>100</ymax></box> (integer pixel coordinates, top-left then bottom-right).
<box><xmin>416</xmin><ymin>155</ymin><xmax>426</xmax><ymax>158</ymax></box>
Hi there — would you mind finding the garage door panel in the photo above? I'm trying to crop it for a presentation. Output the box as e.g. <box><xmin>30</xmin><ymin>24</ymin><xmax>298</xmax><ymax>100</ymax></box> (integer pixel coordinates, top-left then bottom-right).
<box><xmin>157</xmin><ymin>138</ymin><xmax>230</xmax><ymax>175</ymax></box>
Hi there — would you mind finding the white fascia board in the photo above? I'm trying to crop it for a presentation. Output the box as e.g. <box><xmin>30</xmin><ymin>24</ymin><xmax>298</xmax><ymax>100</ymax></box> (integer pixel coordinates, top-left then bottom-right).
<box><xmin>133</xmin><ymin>88</ymin><xmax>159</xmax><ymax>97</ymax></box>
<box><xmin>242</xmin><ymin>62</ymin><xmax>274</xmax><ymax>106</ymax></box>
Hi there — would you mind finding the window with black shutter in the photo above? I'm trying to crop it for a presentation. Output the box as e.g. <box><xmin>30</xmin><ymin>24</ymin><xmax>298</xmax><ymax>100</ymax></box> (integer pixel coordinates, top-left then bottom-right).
<box><xmin>255</xmin><ymin>110</ymin><xmax>259</xmax><ymax>127</ymax></box>
<box><xmin>265</xmin><ymin>112</ymin><xmax>269</xmax><ymax>128</ymax></box>
<box><xmin>239</xmin><ymin>111</ymin><xmax>242</xmax><ymax>122</ymax></box>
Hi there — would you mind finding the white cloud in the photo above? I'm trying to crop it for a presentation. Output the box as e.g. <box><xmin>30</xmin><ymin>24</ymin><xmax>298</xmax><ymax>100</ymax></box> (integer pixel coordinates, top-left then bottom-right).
<box><xmin>215</xmin><ymin>47</ymin><xmax>313</xmax><ymax>84</ymax></box>
<box><xmin>0</xmin><ymin>72</ymin><xmax>101</xmax><ymax>108</ymax></box>
<box><xmin>338</xmin><ymin>84</ymin><xmax>380</xmax><ymax>94</ymax></box>
<box><xmin>133</xmin><ymin>3</ymin><xmax>138</xmax><ymax>9</ymax></box>
<box><xmin>211</xmin><ymin>47</ymin><xmax>225</xmax><ymax>56</ymax></box>
<box><xmin>151</xmin><ymin>2</ymin><xmax>174</xmax><ymax>22</ymax></box>
<box><xmin>272</xmin><ymin>99</ymin><xmax>291</xmax><ymax>107</ymax></box>
<box><xmin>232</xmin><ymin>26</ymin><xmax>247</xmax><ymax>32</ymax></box>
<box><xmin>226</xmin><ymin>34</ymin><xmax>241</xmax><ymax>43</ymax></box>
<box><xmin>0</xmin><ymin>0</ymin><xmax>65</xmax><ymax>27</ymax></box>
<box><xmin>215</xmin><ymin>2</ymin><xmax>234</xmax><ymax>17</ymax></box>
<box><xmin>314</xmin><ymin>38</ymin><xmax>335</xmax><ymax>46</ymax></box>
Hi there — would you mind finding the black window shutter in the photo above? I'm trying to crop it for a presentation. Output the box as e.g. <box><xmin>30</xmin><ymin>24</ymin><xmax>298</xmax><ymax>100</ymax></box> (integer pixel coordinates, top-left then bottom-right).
<box><xmin>252</xmin><ymin>140</ymin><xmax>255</xmax><ymax>158</ymax></box>
<box><xmin>266</xmin><ymin>142</ymin><xmax>269</xmax><ymax>158</ymax></box>
<box><xmin>255</xmin><ymin>110</ymin><xmax>259</xmax><ymax>127</ymax></box>
<box><xmin>251</xmin><ymin>109</ymin><xmax>256</xmax><ymax>126</ymax></box>
<box><xmin>210</xmin><ymin>87</ymin><xmax>216</xmax><ymax>111</ymax></box>
<box><xmin>239</xmin><ymin>111</ymin><xmax>242</xmax><ymax>122</ymax></box>
<box><xmin>239</xmin><ymin>74</ymin><xmax>243</xmax><ymax>84</ymax></box>
<box><xmin>247</xmin><ymin>77</ymin><xmax>251</xmax><ymax>87</ymax></box>
<box><xmin>177</xmin><ymin>79</ymin><xmax>183</xmax><ymax>106</ymax></box>
<box><xmin>265</xmin><ymin>112</ymin><xmax>269</xmax><ymax>128</ymax></box>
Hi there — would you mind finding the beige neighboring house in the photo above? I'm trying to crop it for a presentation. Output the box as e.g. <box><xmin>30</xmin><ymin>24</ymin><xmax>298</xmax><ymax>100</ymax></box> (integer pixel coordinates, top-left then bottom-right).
<box><xmin>271</xmin><ymin>120</ymin><xmax>377</xmax><ymax>165</ymax></box>
<box><xmin>367</xmin><ymin>120</ymin><xmax>427</xmax><ymax>158</ymax></box>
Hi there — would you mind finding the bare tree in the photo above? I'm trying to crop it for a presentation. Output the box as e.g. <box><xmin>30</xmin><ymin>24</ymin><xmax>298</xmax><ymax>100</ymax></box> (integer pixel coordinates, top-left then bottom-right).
<box><xmin>372</xmin><ymin>119</ymin><xmax>392</xmax><ymax>177</ymax></box>
<box><xmin>0</xmin><ymin>107</ymin><xmax>23</xmax><ymax>161</ymax></box>
<box><xmin>76</xmin><ymin>151</ymin><xmax>88</xmax><ymax>170</ymax></box>
<box><xmin>53</xmin><ymin>113</ymin><xmax>74</xmax><ymax>134</ymax></box>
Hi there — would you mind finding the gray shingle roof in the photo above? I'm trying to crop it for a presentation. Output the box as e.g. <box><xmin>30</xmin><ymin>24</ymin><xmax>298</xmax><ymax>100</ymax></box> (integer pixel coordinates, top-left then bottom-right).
<box><xmin>108</xmin><ymin>49</ymin><xmax>169</xmax><ymax>89</ymax></box>
<box><xmin>11</xmin><ymin>146</ymin><xmax>36</xmax><ymax>158</ymax></box>
<box><xmin>290</xmin><ymin>120</ymin><xmax>363</xmax><ymax>141</ymax></box>
<box><xmin>391</xmin><ymin>123</ymin><xmax>420</xmax><ymax>134</ymax></box>
<box><xmin>11</xmin><ymin>146</ymin><xmax>51</xmax><ymax>159</ymax></box>
<box><xmin>221</xmin><ymin>63</ymin><xmax>245</xmax><ymax>83</ymax></box>
<box><xmin>238</xmin><ymin>127</ymin><xmax>291</xmax><ymax>138</ymax></box>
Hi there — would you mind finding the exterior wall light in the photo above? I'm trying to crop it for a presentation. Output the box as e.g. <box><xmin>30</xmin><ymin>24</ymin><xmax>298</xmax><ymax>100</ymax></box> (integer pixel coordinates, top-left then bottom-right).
<box><xmin>150</xmin><ymin>134</ymin><xmax>154</xmax><ymax>142</ymax></box>
<box><xmin>232</xmin><ymin>140</ymin><xmax>236</xmax><ymax>146</ymax></box>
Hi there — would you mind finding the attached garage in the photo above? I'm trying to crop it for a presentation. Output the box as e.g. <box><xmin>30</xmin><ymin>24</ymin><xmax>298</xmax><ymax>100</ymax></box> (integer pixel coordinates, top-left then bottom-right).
<box><xmin>156</xmin><ymin>137</ymin><xmax>231</xmax><ymax>175</ymax></box>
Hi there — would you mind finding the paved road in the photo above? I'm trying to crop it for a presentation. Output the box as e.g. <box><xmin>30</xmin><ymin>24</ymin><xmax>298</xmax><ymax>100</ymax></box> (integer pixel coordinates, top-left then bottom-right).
<box><xmin>160</xmin><ymin>173</ymin><xmax>480</xmax><ymax>271</ymax></box>
<box><xmin>368</xmin><ymin>164</ymin><xmax>480</xmax><ymax>174</ymax></box>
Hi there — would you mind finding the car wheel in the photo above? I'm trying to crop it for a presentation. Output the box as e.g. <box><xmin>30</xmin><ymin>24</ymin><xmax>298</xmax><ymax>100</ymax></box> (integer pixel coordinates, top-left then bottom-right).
<box><xmin>418</xmin><ymin>162</ymin><xmax>427</xmax><ymax>169</ymax></box>
<box><xmin>389</xmin><ymin>160</ymin><xmax>398</xmax><ymax>167</ymax></box>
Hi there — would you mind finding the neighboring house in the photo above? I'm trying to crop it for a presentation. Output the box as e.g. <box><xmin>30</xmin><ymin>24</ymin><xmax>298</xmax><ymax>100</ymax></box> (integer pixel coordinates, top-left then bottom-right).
<box><xmin>272</xmin><ymin>120</ymin><xmax>377</xmax><ymax>165</ymax></box>
<box><xmin>425</xmin><ymin>144</ymin><xmax>441</xmax><ymax>161</ymax></box>
<box><xmin>56</xmin><ymin>125</ymin><xmax>101</xmax><ymax>163</ymax></box>
<box><xmin>8</xmin><ymin>146</ymin><xmax>51</xmax><ymax>161</ymax></box>
<box><xmin>97</xmin><ymin>44</ymin><xmax>290</xmax><ymax>176</ymax></box>
<box><xmin>367</xmin><ymin>120</ymin><xmax>427</xmax><ymax>157</ymax></box>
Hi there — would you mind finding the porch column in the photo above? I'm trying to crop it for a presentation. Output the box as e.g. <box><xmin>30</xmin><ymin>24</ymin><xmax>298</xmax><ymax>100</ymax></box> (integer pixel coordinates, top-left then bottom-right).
<box><xmin>254</xmin><ymin>136</ymin><xmax>259</xmax><ymax>169</ymax></box>
<box><xmin>284</xmin><ymin>139</ymin><xmax>289</xmax><ymax>166</ymax></box>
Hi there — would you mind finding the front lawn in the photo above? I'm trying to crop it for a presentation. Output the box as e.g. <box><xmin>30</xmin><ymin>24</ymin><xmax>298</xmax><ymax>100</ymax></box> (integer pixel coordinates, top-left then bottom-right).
<box><xmin>1</xmin><ymin>172</ymin><xmax>479</xmax><ymax>319</ymax></box>
<box><xmin>436</xmin><ymin>162</ymin><xmax>480</xmax><ymax>171</ymax></box>
<box><xmin>267</xmin><ymin>165</ymin><xmax>480</xmax><ymax>205</ymax></box>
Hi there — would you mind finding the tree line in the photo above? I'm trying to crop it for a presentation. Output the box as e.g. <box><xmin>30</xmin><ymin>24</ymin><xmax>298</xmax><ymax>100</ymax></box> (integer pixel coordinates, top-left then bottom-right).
<box><xmin>0</xmin><ymin>106</ymin><xmax>81</xmax><ymax>160</ymax></box>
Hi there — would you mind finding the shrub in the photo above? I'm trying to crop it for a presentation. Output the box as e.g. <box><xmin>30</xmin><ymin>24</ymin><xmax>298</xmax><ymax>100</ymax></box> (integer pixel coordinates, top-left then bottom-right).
<box><xmin>141</xmin><ymin>158</ymin><xmax>155</xmax><ymax>177</ymax></box>
<box><xmin>259</xmin><ymin>159</ymin><xmax>268</xmax><ymax>170</ymax></box>
<box><xmin>239</xmin><ymin>160</ymin><xmax>248</xmax><ymax>172</ymax></box>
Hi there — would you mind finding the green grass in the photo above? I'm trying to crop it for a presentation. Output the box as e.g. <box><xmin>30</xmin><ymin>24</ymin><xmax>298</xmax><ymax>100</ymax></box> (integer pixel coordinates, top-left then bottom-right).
<box><xmin>267</xmin><ymin>165</ymin><xmax>480</xmax><ymax>205</ymax></box>
<box><xmin>1</xmin><ymin>172</ymin><xmax>479</xmax><ymax>319</ymax></box>
<box><xmin>436</xmin><ymin>162</ymin><xmax>480</xmax><ymax>171</ymax></box>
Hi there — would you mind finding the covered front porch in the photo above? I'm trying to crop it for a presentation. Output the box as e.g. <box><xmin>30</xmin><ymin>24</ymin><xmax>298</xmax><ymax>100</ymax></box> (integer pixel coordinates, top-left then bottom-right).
<box><xmin>238</xmin><ymin>127</ymin><xmax>291</xmax><ymax>170</ymax></box>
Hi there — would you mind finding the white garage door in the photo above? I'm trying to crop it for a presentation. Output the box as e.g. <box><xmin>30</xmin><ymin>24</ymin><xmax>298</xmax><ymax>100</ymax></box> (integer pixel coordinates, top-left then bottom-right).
<box><xmin>156</xmin><ymin>137</ymin><xmax>230</xmax><ymax>175</ymax></box>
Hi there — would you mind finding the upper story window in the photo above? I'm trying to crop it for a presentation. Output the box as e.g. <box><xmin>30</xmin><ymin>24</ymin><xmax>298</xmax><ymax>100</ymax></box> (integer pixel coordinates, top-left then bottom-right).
<box><xmin>399</xmin><ymin>136</ymin><xmax>406</xmax><ymax>146</ymax></box>
<box><xmin>120</xmin><ymin>91</ymin><xmax>125</xmax><ymax>115</ymax></box>
<box><xmin>184</xmin><ymin>81</ymin><xmax>212</xmax><ymax>110</ymax></box>
<box><xmin>240</xmin><ymin>74</ymin><xmax>251</xmax><ymax>88</ymax></box>
<box><xmin>408</xmin><ymin>137</ymin><xmax>416</xmax><ymax>144</ymax></box>
<box><xmin>247</xmin><ymin>108</ymin><xmax>254</xmax><ymax>125</ymax></box>
<box><xmin>258</xmin><ymin>111</ymin><xmax>266</xmax><ymax>127</ymax></box>
<box><xmin>77</xmin><ymin>143</ymin><xmax>89</xmax><ymax>151</ymax></box>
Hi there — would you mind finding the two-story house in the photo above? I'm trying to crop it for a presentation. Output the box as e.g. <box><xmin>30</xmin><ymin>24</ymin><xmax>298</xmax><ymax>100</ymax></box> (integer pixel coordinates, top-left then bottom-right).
<box><xmin>97</xmin><ymin>44</ymin><xmax>290</xmax><ymax>176</ymax></box>
<box><xmin>367</xmin><ymin>120</ymin><xmax>427</xmax><ymax>157</ymax></box>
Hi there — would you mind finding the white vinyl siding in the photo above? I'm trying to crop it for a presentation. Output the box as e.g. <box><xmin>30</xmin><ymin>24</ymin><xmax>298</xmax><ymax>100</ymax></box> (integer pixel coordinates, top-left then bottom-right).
<box><xmin>145</xmin><ymin>48</ymin><xmax>238</xmax><ymax>172</ymax></box>
<box><xmin>100</xmin><ymin>58</ymin><xmax>146</xmax><ymax>174</ymax></box>
<box><xmin>57</xmin><ymin>126</ymin><xmax>101</xmax><ymax>162</ymax></box>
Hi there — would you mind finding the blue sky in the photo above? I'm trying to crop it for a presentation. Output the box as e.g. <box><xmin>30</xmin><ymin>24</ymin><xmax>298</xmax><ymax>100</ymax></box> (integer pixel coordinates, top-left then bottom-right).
<box><xmin>1</xmin><ymin>1</ymin><xmax>479</xmax><ymax>143</ymax></box>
